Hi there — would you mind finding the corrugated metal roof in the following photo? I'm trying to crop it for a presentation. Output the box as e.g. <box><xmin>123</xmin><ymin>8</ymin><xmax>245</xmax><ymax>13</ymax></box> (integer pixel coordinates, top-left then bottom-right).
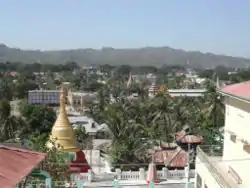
<box><xmin>168</xmin><ymin>89</ymin><xmax>206</xmax><ymax>93</ymax></box>
<box><xmin>69</xmin><ymin>116</ymin><xmax>104</xmax><ymax>133</ymax></box>
<box><xmin>0</xmin><ymin>146</ymin><xmax>46</xmax><ymax>188</ymax></box>
<box><xmin>175</xmin><ymin>131</ymin><xmax>203</xmax><ymax>144</ymax></box>
<box><xmin>180</xmin><ymin>135</ymin><xmax>203</xmax><ymax>143</ymax></box>
<box><xmin>218</xmin><ymin>81</ymin><xmax>250</xmax><ymax>101</ymax></box>
<box><xmin>153</xmin><ymin>149</ymin><xmax>188</xmax><ymax>167</ymax></box>
<box><xmin>168</xmin><ymin>150</ymin><xmax>188</xmax><ymax>167</ymax></box>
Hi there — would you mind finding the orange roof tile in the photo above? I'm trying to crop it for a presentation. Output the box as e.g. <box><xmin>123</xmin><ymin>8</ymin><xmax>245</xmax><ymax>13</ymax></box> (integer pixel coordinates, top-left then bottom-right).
<box><xmin>0</xmin><ymin>146</ymin><xmax>46</xmax><ymax>188</ymax></box>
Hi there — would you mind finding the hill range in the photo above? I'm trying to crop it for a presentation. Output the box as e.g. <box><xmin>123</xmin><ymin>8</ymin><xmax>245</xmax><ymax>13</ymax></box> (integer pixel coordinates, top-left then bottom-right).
<box><xmin>0</xmin><ymin>44</ymin><xmax>250</xmax><ymax>68</ymax></box>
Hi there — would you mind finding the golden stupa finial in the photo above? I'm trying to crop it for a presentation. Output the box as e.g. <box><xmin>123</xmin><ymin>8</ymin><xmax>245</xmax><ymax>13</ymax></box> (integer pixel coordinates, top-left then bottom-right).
<box><xmin>159</xmin><ymin>85</ymin><xmax>166</xmax><ymax>93</ymax></box>
<box><xmin>47</xmin><ymin>86</ymin><xmax>80</xmax><ymax>152</ymax></box>
<box><xmin>59</xmin><ymin>86</ymin><xmax>66</xmax><ymax>111</ymax></box>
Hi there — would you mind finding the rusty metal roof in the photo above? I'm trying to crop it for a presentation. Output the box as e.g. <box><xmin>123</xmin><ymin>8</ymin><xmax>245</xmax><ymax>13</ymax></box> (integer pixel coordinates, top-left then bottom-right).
<box><xmin>0</xmin><ymin>145</ymin><xmax>46</xmax><ymax>188</ymax></box>
<box><xmin>175</xmin><ymin>131</ymin><xmax>203</xmax><ymax>143</ymax></box>
<box><xmin>153</xmin><ymin>149</ymin><xmax>188</xmax><ymax>167</ymax></box>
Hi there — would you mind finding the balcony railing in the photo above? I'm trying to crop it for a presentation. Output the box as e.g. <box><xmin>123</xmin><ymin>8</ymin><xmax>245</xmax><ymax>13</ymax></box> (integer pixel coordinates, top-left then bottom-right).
<box><xmin>197</xmin><ymin>146</ymin><xmax>233</xmax><ymax>188</ymax></box>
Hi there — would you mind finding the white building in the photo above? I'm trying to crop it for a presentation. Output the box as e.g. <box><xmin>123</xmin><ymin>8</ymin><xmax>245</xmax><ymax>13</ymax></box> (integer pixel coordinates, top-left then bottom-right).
<box><xmin>67</xmin><ymin>90</ymin><xmax>97</xmax><ymax>110</ymax></box>
<box><xmin>68</xmin><ymin>116</ymin><xmax>105</xmax><ymax>137</ymax></box>
<box><xmin>168</xmin><ymin>89</ymin><xmax>206</xmax><ymax>97</ymax></box>
<box><xmin>195</xmin><ymin>81</ymin><xmax>250</xmax><ymax>188</ymax></box>
<box><xmin>28</xmin><ymin>90</ymin><xmax>60</xmax><ymax>105</ymax></box>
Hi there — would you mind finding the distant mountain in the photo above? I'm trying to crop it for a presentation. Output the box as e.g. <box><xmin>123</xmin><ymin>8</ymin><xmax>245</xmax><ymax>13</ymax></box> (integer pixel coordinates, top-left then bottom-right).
<box><xmin>0</xmin><ymin>44</ymin><xmax>250</xmax><ymax>68</ymax></box>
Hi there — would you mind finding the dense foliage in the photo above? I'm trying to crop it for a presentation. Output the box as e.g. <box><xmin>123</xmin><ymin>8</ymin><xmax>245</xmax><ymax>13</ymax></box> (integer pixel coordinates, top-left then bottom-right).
<box><xmin>0</xmin><ymin>61</ymin><xmax>247</xmax><ymax>174</ymax></box>
<box><xmin>87</xmin><ymin>81</ymin><xmax>225</xmax><ymax>167</ymax></box>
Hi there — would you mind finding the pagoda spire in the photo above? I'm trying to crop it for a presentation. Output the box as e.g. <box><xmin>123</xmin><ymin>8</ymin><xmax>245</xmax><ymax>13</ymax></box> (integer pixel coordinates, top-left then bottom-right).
<box><xmin>47</xmin><ymin>86</ymin><xmax>80</xmax><ymax>152</ymax></box>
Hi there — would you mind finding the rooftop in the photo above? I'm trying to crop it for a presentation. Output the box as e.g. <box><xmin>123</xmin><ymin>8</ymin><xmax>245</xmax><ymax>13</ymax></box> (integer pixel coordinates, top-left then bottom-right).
<box><xmin>175</xmin><ymin>130</ymin><xmax>203</xmax><ymax>144</ymax></box>
<box><xmin>167</xmin><ymin>89</ymin><xmax>206</xmax><ymax>93</ymax></box>
<box><xmin>0</xmin><ymin>146</ymin><xmax>46</xmax><ymax>188</ymax></box>
<box><xmin>218</xmin><ymin>80</ymin><xmax>250</xmax><ymax>101</ymax></box>
<box><xmin>153</xmin><ymin>149</ymin><xmax>188</xmax><ymax>167</ymax></box>
<box><xmin>69</xmin><ymin>116</ymin><xmax>106</xmax><ymax>133</ymax></box>
<box><xmin>197</xmin><ymin>145</ymin><xmax>244</xmax><ymax>188</ymax></box>
<box><xmin>28</xmin><ymin>89</ymin><xmax>59</xmax><ymax>92</ymax></box>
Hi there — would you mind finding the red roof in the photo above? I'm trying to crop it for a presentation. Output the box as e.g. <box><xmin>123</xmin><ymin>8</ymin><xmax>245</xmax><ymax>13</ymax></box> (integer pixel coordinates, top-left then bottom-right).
<box><xmin>8</xmin><ymin>72</ymin><xmax>18</xmax><ymax>76</ymax></box>
<box><xmin>68</xmin><ymin>151</ymin><xmax>89</xmax><ymax>173</ymax></box>
<box><xmin>180</xmin><ymin>135</ymin><xmax>203</xmax><ymax>143</ymax></box>
<box><xmin>218</xmin><ymin>81</ymin><xmax>250</xmax><ymax>100</ymax></box>
<box><xmin>175</xmin><ymin>131</ymin><xmax>203</xmax><ymax>144</ymax></box>
<box><xmin>0</xmin><ymin>146</ymin><xmax>46</xmax><ymax>188</ymax></box>
<box><xmin>153</xmin><ymin>150</ymin><xmax>188</xmax><ymax>167</ymax></box>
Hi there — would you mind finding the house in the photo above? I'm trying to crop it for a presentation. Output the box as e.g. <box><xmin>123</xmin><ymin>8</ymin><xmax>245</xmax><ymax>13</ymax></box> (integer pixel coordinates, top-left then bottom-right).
<box><xmin>67</xmin><ymin>90</ymin><xmax>97</xmax><ymax>110</ymax></box>
<box><xmin>68</xmin><ymin>116</ymin><xmax>105</xmax><ymax>138</ymax></box>
<box><xmin>195</xmin><ymin>81</ymin><xmax>250</xmax><ymax>188</ymax></box>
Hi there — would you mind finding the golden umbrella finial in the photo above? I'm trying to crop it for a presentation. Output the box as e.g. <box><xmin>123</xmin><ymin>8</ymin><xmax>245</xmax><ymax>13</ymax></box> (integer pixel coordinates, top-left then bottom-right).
<box><xmin>47</xmin><ymin>86</ymin><xmax>80</xmax><ymax>152</ymax></box>
<box><xmin>159</xmin><ymin>85</ymin><xmax>166</xmax><ymax>93</ymax></box>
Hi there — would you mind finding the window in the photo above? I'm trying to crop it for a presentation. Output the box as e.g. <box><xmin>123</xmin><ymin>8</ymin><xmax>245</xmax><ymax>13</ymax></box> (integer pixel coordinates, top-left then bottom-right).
<box><xmin>196</xmin><ymin>173</ymin><xmax>202</xmax><ymax>188</ymax></box>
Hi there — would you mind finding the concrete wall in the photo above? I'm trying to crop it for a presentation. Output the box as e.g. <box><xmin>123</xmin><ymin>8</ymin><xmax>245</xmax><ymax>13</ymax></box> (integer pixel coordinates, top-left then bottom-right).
<box><xmin>195</xmin><ymin>157</ymin><xmax>221</xmax><ymax>188</ymax></box>
<box><xmin>222</xmin><ymin>96</ymin><xmax>250</xmax><ymax>187</ymax></box>
<box><xmin>196</xmin><ymin>96</ymin><xmax>250</xmax><ymax>187</ymax></box>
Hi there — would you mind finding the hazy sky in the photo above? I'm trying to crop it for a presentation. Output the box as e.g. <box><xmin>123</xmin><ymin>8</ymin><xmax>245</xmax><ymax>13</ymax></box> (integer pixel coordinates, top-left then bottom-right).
<box><xmin>1</xmin><ymin>0</ymin><xmax>250</xmax><ymax>57</ymax></box>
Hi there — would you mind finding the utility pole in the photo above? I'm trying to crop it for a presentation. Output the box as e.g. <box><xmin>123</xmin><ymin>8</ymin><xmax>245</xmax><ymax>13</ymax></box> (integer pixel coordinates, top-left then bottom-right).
<box><xmin>185</xmin><ymin>143</ymin><xmax>192</xmax><ymax>188</ymax></box>
<box><xmin>86</xmin><ymin>69</ymin><xmax>89</xmax><ymax>90</ymax></box>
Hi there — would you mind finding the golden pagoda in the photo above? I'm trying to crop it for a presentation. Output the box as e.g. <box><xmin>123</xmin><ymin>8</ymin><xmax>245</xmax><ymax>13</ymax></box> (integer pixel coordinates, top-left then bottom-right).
<box><xmin>47</xmin><ymin>86</ymin><xmax>80</xmax><ymax>152</ymax></box>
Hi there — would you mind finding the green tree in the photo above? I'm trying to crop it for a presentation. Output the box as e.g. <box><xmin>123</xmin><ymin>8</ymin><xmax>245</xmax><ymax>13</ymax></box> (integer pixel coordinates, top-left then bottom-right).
<box><xmin>19</xmin><ymin>102</ymin><xmax>56</xmax><ymax>139</ymax></box>
<box><xmin>0</xmin><ymin>99</ymin><xmax>22</xmax><ymax>141</ymax></box>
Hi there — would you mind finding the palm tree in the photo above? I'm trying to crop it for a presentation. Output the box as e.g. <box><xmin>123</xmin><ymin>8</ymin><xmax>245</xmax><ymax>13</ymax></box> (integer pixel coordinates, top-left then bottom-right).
<box><xmin>102</xmin><ymin>100</ymin><xmax>154</xmax><ymax>165</ymax></box>
<box><xmin>204</xmin><ymin>83</ymin><xmax>225</xmax><ymax>128</ymax></box>
<box><xmin>150</xmin><ymin>94</ymin><xmax>183</xmax><ymax>143</ymax></box>
<box><xmin>0</xmin><ymin>99</ymin><xmax>21</xmax><ymax>141</ymax></box>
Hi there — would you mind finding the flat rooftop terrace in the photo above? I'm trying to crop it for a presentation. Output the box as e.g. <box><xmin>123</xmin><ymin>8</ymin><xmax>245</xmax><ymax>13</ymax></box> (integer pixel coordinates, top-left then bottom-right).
<box><xmin>197</xmin><ymin>146</ymin><xmax>244</xmax><ymax>188</ymax></box>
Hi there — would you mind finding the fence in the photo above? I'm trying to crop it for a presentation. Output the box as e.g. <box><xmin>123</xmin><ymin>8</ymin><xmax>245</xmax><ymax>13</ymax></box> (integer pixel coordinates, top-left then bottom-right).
<box><xmin>74</xmin><ymin>168</ymin><xmax>195</xmax><ymax>181</ymax></box>
<box><xmin>27</xmin><ymin>168</ymin><xmax>195</xmax><ymax>187</ymax></box>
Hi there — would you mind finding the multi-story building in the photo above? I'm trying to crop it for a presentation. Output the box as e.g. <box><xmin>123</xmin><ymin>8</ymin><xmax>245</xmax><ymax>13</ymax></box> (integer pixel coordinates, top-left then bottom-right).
<box><xmin>67</xmin><ymin>90</ymin><xmax>97</xmax><ymax>110</ymax></box>
<box><xmin>28</xmin><ymin>90</ymin><xmax>60</xmax><ymax>105</ymax></box>
<box><xmin>195</xmin><ymin>81</ymin><xmax>250</xmax><ymax>188</ymax></box>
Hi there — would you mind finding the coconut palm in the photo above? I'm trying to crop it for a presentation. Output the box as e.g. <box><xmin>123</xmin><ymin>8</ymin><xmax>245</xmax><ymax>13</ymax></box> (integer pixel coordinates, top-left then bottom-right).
<box><xmin>203</xmin><ymin>83</ymin><xmax>225</xmax><ymax>128</ymax></box>
<box><xmin>0</xmin><ymin>99</ymin><xmax>21</xmax><ymax>141</ymax></box>
<box><xmin>102</xmin><ymin>99</ymin><xmax>155</xmax><ymax>165</ymax></box>
<box><xmin>150</xmin><ymin>94</ymin><xmax>184</xmax><ymax>142</ymax></box>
